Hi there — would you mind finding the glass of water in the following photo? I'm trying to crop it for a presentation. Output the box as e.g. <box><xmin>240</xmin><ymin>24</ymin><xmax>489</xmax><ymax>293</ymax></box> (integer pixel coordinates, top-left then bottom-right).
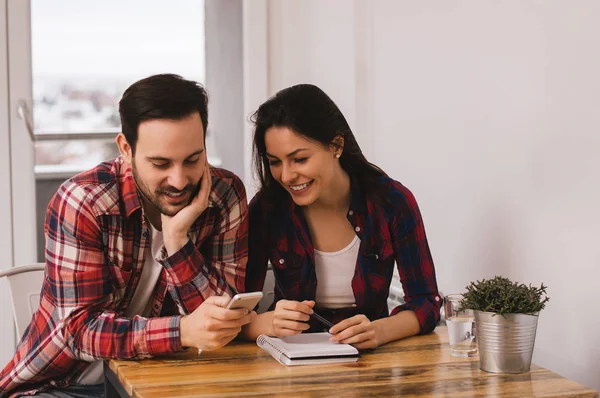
<box><xmin>444</xmin><ymin>294</ymin><xmax>477</xmax><ymax>357</ymax></box>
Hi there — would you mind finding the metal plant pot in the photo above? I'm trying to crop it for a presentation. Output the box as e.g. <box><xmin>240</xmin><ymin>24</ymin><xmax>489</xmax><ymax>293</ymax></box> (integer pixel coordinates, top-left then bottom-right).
<box><xmin>474</xmin><ymin>310</ymin><xmax>539</xmax><ymax>374</ymax></box>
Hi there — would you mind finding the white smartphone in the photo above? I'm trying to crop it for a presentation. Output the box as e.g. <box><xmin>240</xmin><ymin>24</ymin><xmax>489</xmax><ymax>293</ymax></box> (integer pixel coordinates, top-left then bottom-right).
<box><xmin>225</xmin><ymin>292</ymin><xmax>263</xmax><ymax>311</ymax></box>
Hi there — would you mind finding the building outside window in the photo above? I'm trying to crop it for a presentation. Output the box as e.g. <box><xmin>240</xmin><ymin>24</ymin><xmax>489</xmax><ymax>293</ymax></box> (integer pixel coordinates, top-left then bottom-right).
<box><xmin>31</xmin><ymin>0</ymin><xmax>206</xmax><ymax>173</ymax></box>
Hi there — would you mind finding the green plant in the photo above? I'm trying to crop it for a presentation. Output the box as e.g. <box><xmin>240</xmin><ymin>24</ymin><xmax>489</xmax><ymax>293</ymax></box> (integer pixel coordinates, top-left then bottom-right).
<box><xmin>460</xmin><ymin>276</ymin><xmax>549</xmax><ymax>315</ymax></box>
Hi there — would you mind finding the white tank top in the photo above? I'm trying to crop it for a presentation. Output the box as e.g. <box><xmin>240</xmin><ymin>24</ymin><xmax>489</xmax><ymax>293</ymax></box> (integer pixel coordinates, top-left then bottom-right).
<box><xmin>314</xmin><ymin>235</ymin><xmax>360</xmax><ymax>309</ymax></box>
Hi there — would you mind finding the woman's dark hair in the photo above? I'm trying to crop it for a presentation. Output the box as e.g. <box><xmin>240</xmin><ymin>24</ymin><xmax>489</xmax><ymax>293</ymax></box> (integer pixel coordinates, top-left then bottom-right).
<box><xmin>119</xmin><ymin>73</ymin><xmax>209</xmax><ymax>153</ymax></box>
<box><xmin>251</xmin><ymin>84</ymin><xmax>388</xmax><ymax>206</ymax></box>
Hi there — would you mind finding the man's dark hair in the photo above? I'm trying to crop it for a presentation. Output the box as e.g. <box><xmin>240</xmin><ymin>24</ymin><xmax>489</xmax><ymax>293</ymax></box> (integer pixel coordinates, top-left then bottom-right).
<box><xmin>118</xmin><ymin>73</ymin><xmax>209</xmax><ymax>153</ymax></box>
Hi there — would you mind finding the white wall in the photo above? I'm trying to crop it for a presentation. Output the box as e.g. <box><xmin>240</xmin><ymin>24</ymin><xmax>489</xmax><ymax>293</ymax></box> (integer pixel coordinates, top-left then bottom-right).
<box><xmin>0</xmin><ymin>0</ymin><xmax>38</xmax><ymax>366</ymax></box>
<box><xmin>369</xmin><ymin>2</ymin><xmax>600</xmax><ymax>389</ymax></box>
<box><xmin>245</xmin><ymin>0</ymin><xmax>600</xmax><ymax>391</ymax></box>
<box><xmin>0</xmin><ymin>0</ymin><xmax>16</xmax><ymax>365</ymax></box>
<box><xmin>205</xmin><ymin>0</ymin><xmax>245</xmax><ymax>179</ymax></box>
<box><xmin>7</xmin><ymin>1</ymin><xmax>36</xmax><ymax>269</ymax></box>
<box><xmin>242</xmin><ymin>0</ymin><xmax>268</xmax><ymax>194</ymax></box>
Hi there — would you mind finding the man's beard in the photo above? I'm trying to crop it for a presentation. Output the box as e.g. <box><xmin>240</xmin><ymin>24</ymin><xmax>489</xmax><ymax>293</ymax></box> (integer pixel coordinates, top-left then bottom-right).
<box><xmin>131</xmin><ymin>161</ymin><xmax>198</xmax><ymax>217</ymax></box>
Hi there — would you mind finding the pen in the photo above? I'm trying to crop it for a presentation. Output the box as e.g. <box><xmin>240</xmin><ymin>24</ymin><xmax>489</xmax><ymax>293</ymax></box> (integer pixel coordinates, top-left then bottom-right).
<box><xmin>274</xmin><ymin>279</ymin><xmax>334</xmax><ymax>332</ymax></box>
<box><xmin>310</xmin><ymin>311</ymin><xmax>334</xmax><ymax>330</ymax></box>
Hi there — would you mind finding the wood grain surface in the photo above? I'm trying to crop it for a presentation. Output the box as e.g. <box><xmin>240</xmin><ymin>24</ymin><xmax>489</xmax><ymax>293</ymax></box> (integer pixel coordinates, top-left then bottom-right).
<box><xmin>107</xmin><ymin>327</ymin><xmax>598</xmax><ymax>397</ymax></box>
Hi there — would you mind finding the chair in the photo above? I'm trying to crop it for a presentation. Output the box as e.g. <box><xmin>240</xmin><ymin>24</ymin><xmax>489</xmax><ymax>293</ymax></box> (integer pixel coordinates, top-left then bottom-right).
<box><xmin>257</xmin><ymin>264</ymin><xmax>275</xmax><ymax>314</ymax></box>
<box><xmin>0</xmin><ymin>263</ymin><xmax>45</xmax><ymax>337</ymax></box>
<box><xmin>388</xmin><ymin>269</ymin><xmax>447</xmax><ymax>326</ymax></box>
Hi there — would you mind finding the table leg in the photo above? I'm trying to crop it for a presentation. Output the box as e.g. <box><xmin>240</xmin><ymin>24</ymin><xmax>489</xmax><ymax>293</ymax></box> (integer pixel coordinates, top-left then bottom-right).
<box><xmin>103</xmin><ymin>362</ymin><xmax>130</xmax><ymax>398</ymax></box>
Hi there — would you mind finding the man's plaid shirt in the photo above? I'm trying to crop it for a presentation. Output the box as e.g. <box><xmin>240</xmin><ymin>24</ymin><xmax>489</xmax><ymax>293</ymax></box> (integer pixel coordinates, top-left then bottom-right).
<box><xmin>0</xmin><ymin>157</ymin><xmax>248</xmax><ymax>397</ymax></box>
<box><xmin>247</xmin><ymin>175</ymin><xmax>441</xmax><ymax>333</ymax></box>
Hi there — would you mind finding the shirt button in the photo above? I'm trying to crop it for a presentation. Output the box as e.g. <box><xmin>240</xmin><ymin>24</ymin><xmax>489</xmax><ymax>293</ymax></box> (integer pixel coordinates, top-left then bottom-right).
<box><xmin>355</xmin><ymin>226</ymin><xmax>361</xmax><ymax>232</ymax></box>
<box><xmin>348</xmin><ymin>210</ymin><xmax>354</xmax><ymax>216</ymax></box>
<box><xmin>374</xmin><ymin>254</ymin><xmax>379</xmax><ymax>260</ymax></box>
<box><xmin>154</xmin><ymin>304</ymin><xmax>159</xmax><ymax>309</ymax></box>
<box><xmin>435</xmin><ymin>296</ymin><xmax>440</xmax><ymax>302</ymax></box>
<box><xmin>279</xmin><ymin>259</ymin><xmax>285</xmax><ymax>264</ymax></box>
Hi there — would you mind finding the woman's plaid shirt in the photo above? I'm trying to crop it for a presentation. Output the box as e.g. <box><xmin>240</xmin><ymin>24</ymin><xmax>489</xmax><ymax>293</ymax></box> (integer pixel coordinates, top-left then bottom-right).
<box><xmin>247</xmin><ymin>175</ymin><xmax>441</xmax><ymax>333</ymax></box>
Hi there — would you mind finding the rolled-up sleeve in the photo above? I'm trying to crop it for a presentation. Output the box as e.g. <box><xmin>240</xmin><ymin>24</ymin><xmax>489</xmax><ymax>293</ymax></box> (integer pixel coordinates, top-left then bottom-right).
<box><xmin>389</xmin><ymin>186</ymin><xmax>441</xmax><ymax>334</ymax></box>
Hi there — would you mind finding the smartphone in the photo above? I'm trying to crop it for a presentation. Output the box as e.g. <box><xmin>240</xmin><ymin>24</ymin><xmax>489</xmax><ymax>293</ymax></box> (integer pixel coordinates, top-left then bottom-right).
<box><xmin>225</xmin><ymin>292</ymin><xmax>263</xmax><ymax>311</ymax></box>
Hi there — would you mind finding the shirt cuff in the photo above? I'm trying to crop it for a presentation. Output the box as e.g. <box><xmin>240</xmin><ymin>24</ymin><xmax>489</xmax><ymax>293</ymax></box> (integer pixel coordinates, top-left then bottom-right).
<box><xmin>159</xmin><ymin>239</ymin><xmax>207</xmax><ymax>287</ymax></box>
<box><xmin>390</xmin><ymin>294</ymin><xmax>442</xmax><ymax>335</ymax></box>
<box><xmin>144</xmin><ymin>316</ymin><xmax>185</xmax><ymax>356</ymax></box>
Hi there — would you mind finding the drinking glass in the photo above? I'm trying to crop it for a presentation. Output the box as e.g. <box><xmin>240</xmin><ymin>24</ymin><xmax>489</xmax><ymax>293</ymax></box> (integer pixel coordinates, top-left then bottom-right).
<box><xmin>444</xmin><ymin>294</ymin><xmax>477</xmax><ymax>357</ymax></box>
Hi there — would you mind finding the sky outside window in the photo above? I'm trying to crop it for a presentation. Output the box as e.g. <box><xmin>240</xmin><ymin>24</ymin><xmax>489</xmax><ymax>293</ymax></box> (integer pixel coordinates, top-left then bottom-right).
<box><xmin>31</xmin><ymin>0</ymin><xmax>205</xmax><ymax>168</ymax></box>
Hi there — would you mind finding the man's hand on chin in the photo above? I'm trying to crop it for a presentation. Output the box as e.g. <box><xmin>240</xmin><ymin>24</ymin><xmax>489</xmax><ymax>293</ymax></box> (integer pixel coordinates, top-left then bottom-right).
<box><xmin>162</xmin><ymin>162</ymin><xmax>212</xmax><ymax>256</ymax></box>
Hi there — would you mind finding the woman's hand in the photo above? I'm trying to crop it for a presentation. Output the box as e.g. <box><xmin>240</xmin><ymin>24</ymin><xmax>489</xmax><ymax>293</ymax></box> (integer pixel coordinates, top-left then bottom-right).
<box><xmin>329</xmin><ymin>314</ymin><xmax>382</xmax><ymax>349</ymax></box>
<box><xmin>271</xmin><ymin>300</ymin><xmax>315</xmax><ymax>337</ymax></box>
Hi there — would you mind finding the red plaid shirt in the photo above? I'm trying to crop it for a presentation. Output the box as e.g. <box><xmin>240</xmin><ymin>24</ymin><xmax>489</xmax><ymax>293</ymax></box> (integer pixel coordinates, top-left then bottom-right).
<box><xmin>247</xmin><ymin>175</ymin><xmax>441</xmax><ymax>333</ymax></box>
<box><xmin>0</xmin><ymin>157</ymin><xmax>248</xmax><ymax>397</ymax></box>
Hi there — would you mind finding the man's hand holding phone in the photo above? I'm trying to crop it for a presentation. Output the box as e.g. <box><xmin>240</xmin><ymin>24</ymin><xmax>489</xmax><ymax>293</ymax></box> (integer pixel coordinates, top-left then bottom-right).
<box><xmin>163</xmin><ymin>161</ymin><xmax>212</xmax><ymax>256</ymax></box>
<box><xmin>179</xmin><ymin>294</ymin><xmax>256</xmax><ymax>351</ymax></box>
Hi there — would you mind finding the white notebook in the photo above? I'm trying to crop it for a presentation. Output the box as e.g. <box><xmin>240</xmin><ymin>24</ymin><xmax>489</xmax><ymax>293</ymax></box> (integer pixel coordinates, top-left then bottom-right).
<box><xmin>256</xmin><ymin>332</ymin><xmax>359</xmax><ymax>366</ymax></box>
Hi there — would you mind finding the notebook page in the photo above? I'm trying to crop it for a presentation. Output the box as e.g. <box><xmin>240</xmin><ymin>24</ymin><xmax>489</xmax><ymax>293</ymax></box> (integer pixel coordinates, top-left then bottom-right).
<box><xmin>267</xmin><ymin>332</ymin><xmax>359</xmax><ymax>358</ymax></box>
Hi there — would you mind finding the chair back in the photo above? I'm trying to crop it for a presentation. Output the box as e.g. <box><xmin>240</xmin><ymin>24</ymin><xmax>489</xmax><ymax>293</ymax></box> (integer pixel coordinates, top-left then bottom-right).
<box><xmin>0</xmin><ymin>263</ymin><xmax>45</xmax><ymax>337</ymax></box>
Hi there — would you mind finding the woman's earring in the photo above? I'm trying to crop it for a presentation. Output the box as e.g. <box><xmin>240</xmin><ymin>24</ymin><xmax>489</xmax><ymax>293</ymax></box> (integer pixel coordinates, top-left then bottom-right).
<box><xmin>336</xmin><ymin>154</ymin><xmax>341</xmax><ymax>159</ymax></box>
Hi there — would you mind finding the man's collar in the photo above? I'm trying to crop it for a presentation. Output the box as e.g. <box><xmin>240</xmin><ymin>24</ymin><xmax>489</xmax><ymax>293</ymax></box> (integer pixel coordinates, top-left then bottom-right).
<box><xmin>116</xmin><ymin>157</ymin><xmax>143</xmax><ymax>218</ymax></box>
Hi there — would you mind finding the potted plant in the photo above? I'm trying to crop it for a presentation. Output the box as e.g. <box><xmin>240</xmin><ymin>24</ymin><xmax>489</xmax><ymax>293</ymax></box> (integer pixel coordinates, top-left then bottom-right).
<box><xmin>461</xmin><ymin>276</ymin><xmax>550</xmax><ymax>374</ymax></box>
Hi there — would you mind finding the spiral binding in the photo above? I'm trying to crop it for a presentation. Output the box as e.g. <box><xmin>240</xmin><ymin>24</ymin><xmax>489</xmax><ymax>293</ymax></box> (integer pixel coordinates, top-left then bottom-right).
<box><xmin>257</xmin><ymin>335</ymin><xmax>286</xmax><ymax>364</ymax></box>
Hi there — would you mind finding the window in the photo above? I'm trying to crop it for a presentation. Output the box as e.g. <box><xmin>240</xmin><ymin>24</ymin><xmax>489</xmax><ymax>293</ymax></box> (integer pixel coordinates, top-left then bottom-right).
<box><xmin>31</xmin><ymin>0</ymin><xmax>206</xmax><ymax>172</ymax></box>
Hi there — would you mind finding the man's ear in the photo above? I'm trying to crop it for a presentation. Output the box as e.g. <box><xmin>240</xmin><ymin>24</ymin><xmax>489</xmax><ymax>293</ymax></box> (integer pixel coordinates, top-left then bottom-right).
<box><xmin>330</xmin><ymin>135</ymin><xmax>345</xmax><ymax>158</ymax></box>
<box><xmin>115</xmin><ymin>133</ymin><xmax>133</xmax><ymax>164</ymax></box>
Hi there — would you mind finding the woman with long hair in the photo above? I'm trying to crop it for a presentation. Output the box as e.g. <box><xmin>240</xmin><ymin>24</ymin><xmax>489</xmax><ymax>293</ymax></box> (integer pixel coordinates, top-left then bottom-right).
<box><xmin>243</xmin><ymin>84</ymin><xmax>441</xmax><ymax>348</ymax></box>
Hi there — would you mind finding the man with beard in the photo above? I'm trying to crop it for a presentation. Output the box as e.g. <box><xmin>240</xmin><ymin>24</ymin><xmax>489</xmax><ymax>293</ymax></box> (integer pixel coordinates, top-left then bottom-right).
<box><xmin>0</xmin><ymin>74</ymin><xmax>254</xmax><ymax>397</ymax></box>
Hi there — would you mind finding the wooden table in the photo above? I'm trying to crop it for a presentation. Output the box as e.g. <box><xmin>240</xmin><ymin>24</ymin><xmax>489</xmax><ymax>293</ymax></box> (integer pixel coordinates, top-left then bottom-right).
<box><xmin>105</xmin><ymin>327</ymin><xmax>598</xmax><ymax>397</ymax></box>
